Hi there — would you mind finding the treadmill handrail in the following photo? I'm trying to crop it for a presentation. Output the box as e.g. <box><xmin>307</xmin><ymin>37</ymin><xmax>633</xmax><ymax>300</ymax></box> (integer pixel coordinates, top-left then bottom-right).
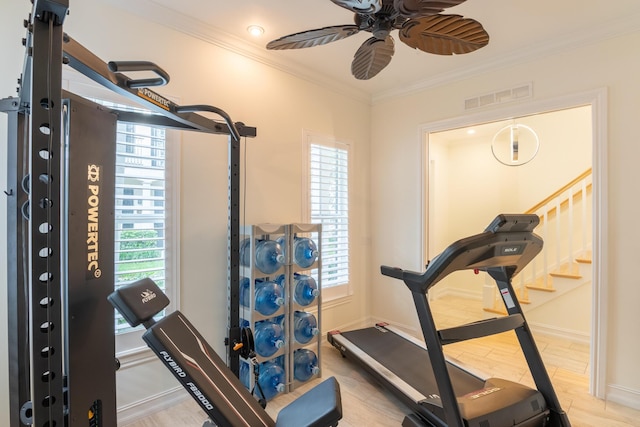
<box><xmin>438</xmin><ymin>314</ymin><xmax>525</xmax><ymax>345</ymax></box>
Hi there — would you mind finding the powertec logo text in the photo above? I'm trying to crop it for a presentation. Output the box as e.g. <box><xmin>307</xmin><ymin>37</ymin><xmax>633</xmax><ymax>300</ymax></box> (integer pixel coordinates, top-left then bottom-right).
<box><xmin>137</xmin><ymin>88</ymin><xmax>171</xmax><ymax>111</ymax></box>
<box><xmin>87</xmin><ymin>165</ymin><xmax>101</xmax><ymax>279</ymax></box>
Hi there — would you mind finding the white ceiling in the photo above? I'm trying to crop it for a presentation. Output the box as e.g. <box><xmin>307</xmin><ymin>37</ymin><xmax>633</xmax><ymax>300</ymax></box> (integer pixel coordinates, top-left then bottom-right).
<box><xmin>110</xmin><ymin>0</ymin><xmax>640</xmax><ymax>100</ymax></box>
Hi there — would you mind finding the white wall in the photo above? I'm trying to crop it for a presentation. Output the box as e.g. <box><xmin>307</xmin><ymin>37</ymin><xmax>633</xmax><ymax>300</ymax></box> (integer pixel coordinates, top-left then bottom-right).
<box><xmin>370</xmin><ymin>31</ymin><xmax>640</xmax><ymax>407</ymax></box>
<box><xmin>0</xmin><ymin>0</ymin><xmax>371</xmax><ymax>423</ymax></box>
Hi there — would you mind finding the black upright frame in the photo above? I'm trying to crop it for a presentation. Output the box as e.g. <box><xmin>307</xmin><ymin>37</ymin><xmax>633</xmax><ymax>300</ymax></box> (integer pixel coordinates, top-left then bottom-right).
<box><xmin>25</xmin><ymin>4</ymin><xmax>67</xmax><ymax>426</ymax></box>
<box><xmin>3</xmin><ymin>0</ymin><xmax>255</xmax><ymax>425</ymax></box>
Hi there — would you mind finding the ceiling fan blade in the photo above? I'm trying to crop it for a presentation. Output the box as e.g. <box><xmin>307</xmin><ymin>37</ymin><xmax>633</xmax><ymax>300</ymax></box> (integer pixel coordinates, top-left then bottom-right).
<box><xmin>394</xmin><ymin>0</ymin><xmax>468</xmax><ymax>17</ymax></box>
<box><xmin>267</xmin><ymin>25</ymin><xmax>360</xmax><ymax>50</ymax></box>
<box><xmin>330</xmin><ymin>0</ymin><xmax>382</xmax><ymax>14</ymax></box>
<box><xmin>399</xmin><ymin>14</ymin><xmax>489</xmax><ymax>55</ymax></box>
<box><xmin>351</xmin><ymin>36</ymin><xmax>395</xmax><ymax>80</ymax></box>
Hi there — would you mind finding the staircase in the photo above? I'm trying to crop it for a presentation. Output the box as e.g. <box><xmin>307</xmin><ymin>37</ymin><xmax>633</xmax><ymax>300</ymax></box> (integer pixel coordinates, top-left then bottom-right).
<box><xmin>483</xmin><ymin>169</ymin><xmax>593</xmax><ymax>321</ymax></box>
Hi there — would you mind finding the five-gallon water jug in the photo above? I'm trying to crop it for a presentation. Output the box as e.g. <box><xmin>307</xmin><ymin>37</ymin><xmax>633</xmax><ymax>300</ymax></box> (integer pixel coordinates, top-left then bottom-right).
<box><xmin>254</xmin><ymin>319</ymin><xmax>285</xmax><ymax>357</ymax></box>
<box><xmin>240</xmin><ymin>277</ymin><xmax>255</xmax><ymax>308</ymax></box>
<box><xmin>276</xmin><ymin>236</ymin><xmax>287</xmax><ymax>259</ymax></box>
<box><xmin>257</xmin><ymin>360</ymin><xmax>286</xmax><ymax>401</ymax></box>
<box><xmin>293</xmin><ymin>236</ymin><xmax>318</xmax><ymax>268</ymax></box>
<box><xmin>274</xmin><ymin>273</ymin><xmax>286</xmax><ymax>288</ymax></box>
<box><xmin>254</xmin><ymin>280</ymin><xmax>285</xmax><ymax>316</ymax></box>
<box><xmin>293</xmin><ymin>349</ymin><xmax>320</xmax><ymax>382</ymax></box>
<box><xmin>240</xmin><ymin>238</ymin><xmax>285</xmax><ymax>274</ymax></box>
<box><xmin>240</xmin><ymin>317</ymin><xmax>250</xmax><ymax>329</ymax></box>
<box><xmin>293</xmin><ymin>311</ymin><xmax>319</xmax><ymax>344</ymax></box>
<box><xmin>240</xmin><ymin>360</ymin><xmax>251</xmax><ymax>389</ymax></box>
<box><xmin>270</xmin><ymin>314</ymin><xmax>285</xmax><ymax>327</ymax></box>
<box><xmin>293</xmin><ymin>273</ymin><xmax>319</xmax><ymax>306</ymax></box>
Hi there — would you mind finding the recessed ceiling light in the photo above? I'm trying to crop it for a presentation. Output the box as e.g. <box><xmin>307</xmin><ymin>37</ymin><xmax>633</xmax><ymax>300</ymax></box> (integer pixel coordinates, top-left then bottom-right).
<box><xmin>247</xmin><ymin>25</ymin><xmax>265</xmax><ymax>37</ymax></box>
<box><xmin>467</xmin><ymin>129</ymin><xmax>476</xmax><ymax>135</ymax></box>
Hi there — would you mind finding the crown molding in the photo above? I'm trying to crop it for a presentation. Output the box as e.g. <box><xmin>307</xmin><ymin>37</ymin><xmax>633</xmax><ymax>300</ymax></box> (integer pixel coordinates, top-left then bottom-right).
<box><xmin>371</xmin><ymin>11</ymin><xmax>640</xmax><ymax>103</ymax></box>
<box><xmin>98</xmin><ymin>0</ymin><xmax>640</xmax><ymax>105</ymax></box>
<box><xmin>101</xmin><ymin>0</ymin><xmax>372</xmax><ymax>104</ymax></box>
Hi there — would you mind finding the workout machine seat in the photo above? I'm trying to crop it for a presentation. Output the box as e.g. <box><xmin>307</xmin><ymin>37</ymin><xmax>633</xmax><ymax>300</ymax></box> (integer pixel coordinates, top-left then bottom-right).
<box><xmin>108</xmin><ymin>278</ymin><xmax>342</xmax><ymax>427</ymax></box>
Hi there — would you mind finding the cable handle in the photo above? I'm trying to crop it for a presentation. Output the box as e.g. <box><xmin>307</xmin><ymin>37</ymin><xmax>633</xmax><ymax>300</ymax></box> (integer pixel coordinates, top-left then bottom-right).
<box><xmin>176</xmin><ymin>104</ymin><xmax>241</xmax><ymax>142</ymax></box>
<box><xmin>107</xmin><ymin>61</ymin><xmax>170</xmax><ymax>88</ymax></box>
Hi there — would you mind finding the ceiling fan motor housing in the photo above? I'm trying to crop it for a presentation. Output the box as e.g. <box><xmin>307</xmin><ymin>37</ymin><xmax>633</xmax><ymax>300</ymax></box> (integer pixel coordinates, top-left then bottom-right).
<box><xmin>372</xmin><ymin>17</ymin><xmax>393</xmax><ymax>39</ymax></box>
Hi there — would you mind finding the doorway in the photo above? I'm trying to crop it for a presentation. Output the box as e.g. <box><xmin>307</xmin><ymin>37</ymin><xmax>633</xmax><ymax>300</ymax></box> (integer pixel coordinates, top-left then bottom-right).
<box><xmin>420</xmin><ymin>89</ymin><xmax>608</xmax><ymax>397</ymax></box>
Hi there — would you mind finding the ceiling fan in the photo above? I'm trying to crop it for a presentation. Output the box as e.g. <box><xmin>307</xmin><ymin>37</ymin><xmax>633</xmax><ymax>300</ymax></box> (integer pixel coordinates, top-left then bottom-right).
<box><xmin>266</xmin><ymin>0</ymin><xmax>489</xmax><ymax>80</ymax></box>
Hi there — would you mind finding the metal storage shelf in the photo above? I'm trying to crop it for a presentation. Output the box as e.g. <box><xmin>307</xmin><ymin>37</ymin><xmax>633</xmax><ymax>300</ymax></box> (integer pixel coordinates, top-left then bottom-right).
<box><xmin>235</xmin><ymin>223</ymin><xmax>322</xmax><ymax>398</ymax></box>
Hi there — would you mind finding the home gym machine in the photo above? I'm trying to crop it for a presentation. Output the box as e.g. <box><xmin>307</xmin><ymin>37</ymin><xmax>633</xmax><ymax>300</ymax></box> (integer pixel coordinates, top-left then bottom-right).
<box><xmin>328</xmin><ymin>214</ymin><xmax>571</xmax><ymax>427</ymax></box>
<box><xmin>0</xmin><ymin>0</ymin><xmax>309</xmax><ymax>426</ymax></box>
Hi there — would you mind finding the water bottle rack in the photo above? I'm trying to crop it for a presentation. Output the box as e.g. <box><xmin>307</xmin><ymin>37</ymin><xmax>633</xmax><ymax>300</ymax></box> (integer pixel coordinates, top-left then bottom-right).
<box><xmin>237</xmin><ymin>223</ymin><xmax>322</xmax><ymax>401</ymax></box>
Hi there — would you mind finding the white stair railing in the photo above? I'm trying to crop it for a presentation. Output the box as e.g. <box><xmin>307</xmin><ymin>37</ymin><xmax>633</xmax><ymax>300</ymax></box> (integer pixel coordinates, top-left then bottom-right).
<box><xmin>486</xmin><ymin>169</ymin><xmax>592</xmax><ymax>313</ymax></box>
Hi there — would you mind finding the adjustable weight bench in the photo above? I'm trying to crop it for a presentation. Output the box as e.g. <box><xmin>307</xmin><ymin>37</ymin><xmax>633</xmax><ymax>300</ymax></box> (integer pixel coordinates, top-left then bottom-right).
<box><xmin>108</xmin><ymin>278</ymin><xmax>342</xmax><ymax>427</ymax></box>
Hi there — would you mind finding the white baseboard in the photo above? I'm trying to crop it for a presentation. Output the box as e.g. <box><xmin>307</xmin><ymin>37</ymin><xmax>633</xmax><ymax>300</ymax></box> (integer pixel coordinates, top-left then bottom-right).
<box><xmin>606</xmin><ymin>384</ymin><xmax>640</xmax><ymax>411</ymax></box>
<box><xmin>118</xmin><ymin>386</ymin><xmax>188</xmax><ymax>426</ymax></box>
<box><xmin>527</xmin><ymin>321</ymin><xmax>590</xmax><ymax>345</ymax></box>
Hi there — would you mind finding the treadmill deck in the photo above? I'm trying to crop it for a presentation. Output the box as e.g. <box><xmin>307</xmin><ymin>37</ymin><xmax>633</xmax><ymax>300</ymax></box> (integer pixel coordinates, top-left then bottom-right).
<box><xmin>330</xmin><ymin>325</ymin><xmax>549</xmax><ymax>427</ymax></box>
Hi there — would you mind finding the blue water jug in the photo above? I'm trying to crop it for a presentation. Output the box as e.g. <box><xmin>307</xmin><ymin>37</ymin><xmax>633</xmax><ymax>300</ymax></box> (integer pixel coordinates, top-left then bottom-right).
<box><xmin>254</xmin><ymin>280</ymin><xmax>285</xmax><ymax>316</ymax></box>
<box><xmin>293</xmin><ymin>311</ymin><xmax>319</xmax><ymax>344</ymax></box>
<box><xmin>293</xmin><ymin>236</ymin><xmax>318</xmax><ymax>268</ymax></box>
<box><xmin>270</xmin><ymin>314</ymin><xmax>285</xmax><ymax>327</ymax></box>
<box><xmin>293</xmin><ymin>349</ymin><xmax>320</xmax><ymax>382</ymax></box>
<box><xmin>240</xmin><ymin>360</ymin><xmax>251</xmax><ymax>389</ymax></box>
<box><xmin>293</xmin><ymin>274</ymin><xmax>319</xmax><ymax>306</ymax></box>
<box><xmin>276</xmin><ymin>236</ymin><xmax>287</xmax><ymax>259</ymax></box>
<box><xmin>240</xmin><ymin>238</ymin><xmax>285</xmax><ymax>274</ymax></box>
<box><xmin>241</xmin><ymin>279</ymin><xmax>284</xmax><ymax>315</ymax></box>
<box><xmin>257</xmin><ymin>360</ymin><xmax>286</xmax><ymax>401</ymax></box>
<box><xmin>240</xmin><ymin>317</ymin><xmax>250</xmax><ymax>329</ymax></box>
<box><xmin>274</xmin><ymin>273</ymin><xmax>286</xmax><ymax>288</ymax></box>
<box><xmin>240</xmin><ymin>277</ymin><xmax>257</xmax><ymax>308</ymax></box>
<box><xmin>254</xmin><ymin>319</ymin><xmax>285</xmax><ymax>357</ymax></box>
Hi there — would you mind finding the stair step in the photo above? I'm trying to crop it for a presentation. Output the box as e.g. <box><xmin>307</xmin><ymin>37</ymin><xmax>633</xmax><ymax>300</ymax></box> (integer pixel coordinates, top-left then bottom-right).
<box><xmin>525</xmin><ymin>276</ymin><xmax>556</xmax><ymax>292</ymax></box>
<box><xmin>576</xmin><ymin>250</ymin><xmax>592</xmax><ymax>264</ymax></box>
<box><xmin>515</xmin><ymin>288</ymin><xmax>530</xmax><ymax>304</ymax></box>
<box><xmin>483</xmin><ymin>307</ymin><xmax>507</xmax><ymax>315</ymax></box>
<box><xmin>482</xmin><ymin>289</ymin><xmax>530</xmax><ymax>315</ymax></box>
<box><xmin>526</xmin><ymin>284</ymin><xmax>557</xmax><ymax>292</ymax></box>
<box><xmin>549</xmin><ymin>262</ymin><xmax>582</xmax><ymax>279</ymax></box>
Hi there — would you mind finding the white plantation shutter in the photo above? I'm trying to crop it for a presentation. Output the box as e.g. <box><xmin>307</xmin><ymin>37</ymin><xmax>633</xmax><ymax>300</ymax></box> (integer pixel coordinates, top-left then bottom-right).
<box><xmin>91</xmin><ymin>100</ymin><xmax>178</xmax><ymax>347</ymax></box>
<box><xmin>114</xmin><ymin>120</ymin><xmax>168</xmax><ymax>334</ymax></box>
<box><xmin>307</xmin><ymin>135</ymin><xmax>350</xmax><ymax>296</ymax></box>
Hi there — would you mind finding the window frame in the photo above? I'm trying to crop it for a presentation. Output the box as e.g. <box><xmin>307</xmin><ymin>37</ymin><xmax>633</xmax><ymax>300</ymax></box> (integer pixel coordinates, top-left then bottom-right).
<box><xmin>302</xmin><ymin>129</ymin><xmax>352</xmax><ymax>301</ymax></box>
<box><xmin>64</xmin><ymin>76</ymin><xmax>180</xmax><ymax>358</ymax></box>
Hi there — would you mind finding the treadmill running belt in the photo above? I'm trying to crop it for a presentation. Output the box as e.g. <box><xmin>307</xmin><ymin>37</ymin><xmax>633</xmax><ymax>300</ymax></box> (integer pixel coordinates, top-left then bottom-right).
<box><xmin>341</xmin><ymin>327</ymin><xmax>484</xmax><ymax>399</ymax></box>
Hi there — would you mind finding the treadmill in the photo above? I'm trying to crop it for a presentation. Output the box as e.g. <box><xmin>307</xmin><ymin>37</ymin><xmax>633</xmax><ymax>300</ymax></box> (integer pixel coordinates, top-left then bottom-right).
<box><xmin>328</xmin><ymin>214</ymin><xmax>571</xmax><ymax>427</ymax></box>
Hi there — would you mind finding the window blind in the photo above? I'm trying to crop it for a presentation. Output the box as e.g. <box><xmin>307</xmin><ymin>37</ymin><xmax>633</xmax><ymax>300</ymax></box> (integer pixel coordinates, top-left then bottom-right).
<box><xmin>310</xmin><ymin>143</ymin><xmax>349</xmax><ymax>288</ymax></box>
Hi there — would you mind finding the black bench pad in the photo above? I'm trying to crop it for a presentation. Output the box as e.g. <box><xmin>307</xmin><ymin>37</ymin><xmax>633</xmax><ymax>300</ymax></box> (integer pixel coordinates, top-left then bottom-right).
<box><xmin>276</xmin><ymin>376</ymin><xmax>342</xmax><ymax>427</ymax></box>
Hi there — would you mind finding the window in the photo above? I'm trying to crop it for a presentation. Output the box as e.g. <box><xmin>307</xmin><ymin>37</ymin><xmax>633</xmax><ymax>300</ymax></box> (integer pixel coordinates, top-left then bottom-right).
<box><xmin>91</xmin><ymin>99</ymin><xmax>179</xmax><ymax>355</ymax></box>
<box><xmin>304</xmin><ymin>131</ymin><xmax>351</xmax><ymax>300</ymax></box>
